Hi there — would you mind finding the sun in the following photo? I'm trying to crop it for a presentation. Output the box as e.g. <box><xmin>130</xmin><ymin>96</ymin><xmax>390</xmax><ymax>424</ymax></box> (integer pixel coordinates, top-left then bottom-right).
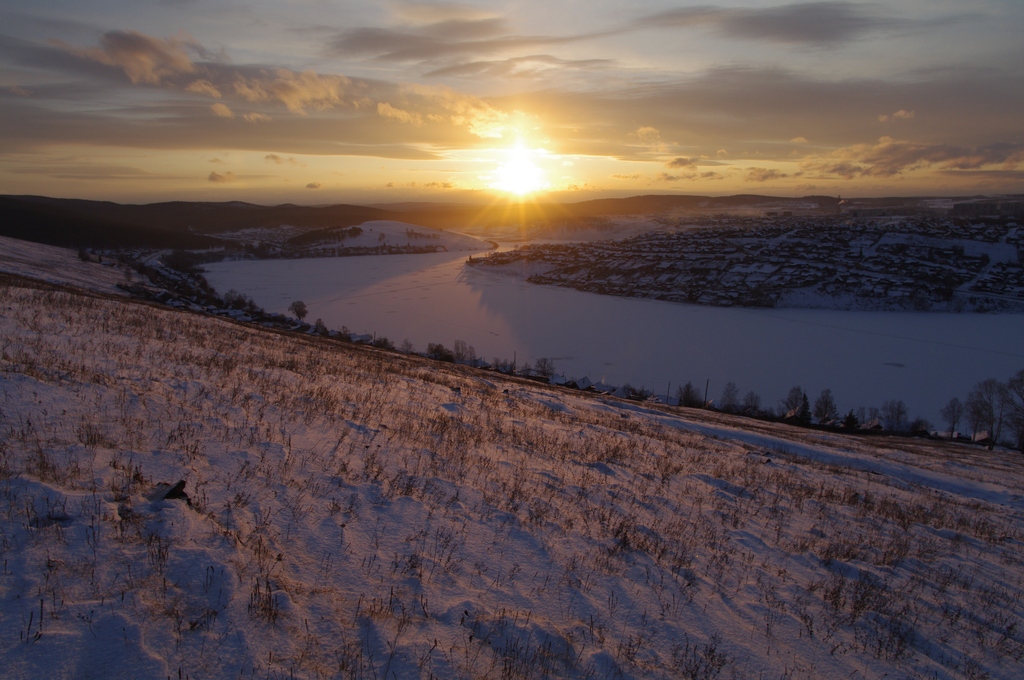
<box><xmin>491</xmin><ymin>142</ymin><xmax>548</xmax><ymax>196</ymax></box>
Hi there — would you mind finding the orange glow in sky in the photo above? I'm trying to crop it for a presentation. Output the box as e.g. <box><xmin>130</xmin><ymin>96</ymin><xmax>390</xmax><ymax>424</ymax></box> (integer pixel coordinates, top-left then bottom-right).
<box><xmin>490</xmin><ymin>143</ymin><xmax>548</xmax><ymax>196</ymax></box>
<box><xmin>0</xmin><ymin>2</ymin><xmax>1020</xmax><ymax>202</ymax></box>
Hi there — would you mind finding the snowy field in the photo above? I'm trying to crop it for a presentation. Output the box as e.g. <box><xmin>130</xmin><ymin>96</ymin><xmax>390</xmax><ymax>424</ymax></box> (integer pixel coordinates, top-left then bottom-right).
<box><xmin>0</xmin><ymin>235</ymin><xmax>141</xmax><ymax>296</ymax></box>
<box><xmin>2</xmin><ymin>268</ymin><xmax>1023</xmax><ymax>679</ymax></box>
<box><xmin>216</xmin><ymin>220</ymin><xmax>492</xmax><ymax>254</ymax></box>
<box><xmin>202</xmin><ymin>252</ymin><xmax>1024</xmax><ymax>425</ymax></box>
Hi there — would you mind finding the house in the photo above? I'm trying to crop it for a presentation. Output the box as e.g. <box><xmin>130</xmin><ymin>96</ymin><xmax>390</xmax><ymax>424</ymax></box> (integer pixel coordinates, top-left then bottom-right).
<box><xmin>570</xmin><ymin>376</ymin><xmax>594</xmax><ymax>391</ymax></box>
<box><xmin>611</xmin><ymin>385</ymin><xmax>632</xmax><ymax>399</ymax></box>
<box><xmin>972</xmin><ymin>431</ymin><xmax>993</xmax><ymax>446</ymax></box>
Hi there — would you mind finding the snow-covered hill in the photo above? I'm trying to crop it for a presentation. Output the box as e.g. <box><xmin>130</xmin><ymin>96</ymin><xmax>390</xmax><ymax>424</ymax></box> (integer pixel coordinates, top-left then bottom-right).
<box><xmin>340</xmin><ymin>220</ymin><xmax>490</xmax><ymax>251</ymax></box>
<box><xmin>1</xmin><ymin>248</ymin><xmax>1023</xmax><ymax>679</ymax></box>
<box><xmin>219</xmin><ymin>220</ymin><xmax>492</xmax><ymax>256</ymax></box>
<box><xmin>0</xmin><ymin>234</ymin><xmax>142</xmax><ymax>295</ymax></box>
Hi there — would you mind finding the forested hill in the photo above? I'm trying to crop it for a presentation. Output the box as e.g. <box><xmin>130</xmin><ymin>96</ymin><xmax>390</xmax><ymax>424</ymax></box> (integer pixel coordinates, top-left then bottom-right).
<box><xmin>1</xmin><ymin>194</ymin><xmax>849</xmax><ymax>250</ymax></box>
<box><xmin>0</xmin><ymin>195</ymin><xmax>401</xmax><ymax>249</ymax></box>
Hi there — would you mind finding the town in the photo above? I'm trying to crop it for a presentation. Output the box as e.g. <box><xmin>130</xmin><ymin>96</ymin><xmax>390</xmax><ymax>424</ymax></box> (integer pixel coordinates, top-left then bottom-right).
<box><xmin>470</xmin><ymin>215</ymin><xmax>1024</xmax><ymax>312</ymax></box>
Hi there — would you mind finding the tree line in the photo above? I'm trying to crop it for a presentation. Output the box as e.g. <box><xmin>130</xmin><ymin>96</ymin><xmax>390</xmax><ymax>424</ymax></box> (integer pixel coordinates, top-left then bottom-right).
<box><xmin>938</xmin><ymin>372</ymin><xmax>1024</xmax><ymax>451</ymax></box>
<box><xmin>681</xmin><ymin>371</ymin><xmax>1024</xmax><ymax>452</ymax></box>
<box><xmin>285</xmin><ymin>299</ymin><xmax>1024</xmax><ymax>452</ymax></box>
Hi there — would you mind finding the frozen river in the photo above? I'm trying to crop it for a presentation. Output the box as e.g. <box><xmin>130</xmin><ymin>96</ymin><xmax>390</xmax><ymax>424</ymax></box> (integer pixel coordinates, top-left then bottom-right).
<box><xmin>203</xmin><ymin>251</ymin><xmax>1024</xmax><ymax>425</ymax></box>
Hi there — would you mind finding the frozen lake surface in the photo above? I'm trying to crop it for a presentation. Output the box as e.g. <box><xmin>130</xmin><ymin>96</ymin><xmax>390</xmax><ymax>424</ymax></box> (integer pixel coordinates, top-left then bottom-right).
<box><xmin>204</xmin><ymin>251</ymin><xmax>1024</xmax><ymax>424</ymax></box>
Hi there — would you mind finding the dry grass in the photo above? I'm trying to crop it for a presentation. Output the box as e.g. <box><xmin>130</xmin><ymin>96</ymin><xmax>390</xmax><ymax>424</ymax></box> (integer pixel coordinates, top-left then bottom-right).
<box><xmin>1</xmin><ymin>279</ymin><xmax>1022</xmax><ymax>679</ymax></box>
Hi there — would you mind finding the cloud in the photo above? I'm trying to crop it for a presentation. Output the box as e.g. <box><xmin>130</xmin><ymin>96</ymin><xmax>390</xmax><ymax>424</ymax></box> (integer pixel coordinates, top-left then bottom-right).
<box><xmin>11</xmin><ymin>163</ymin><xmax>191</xmax><ymax>181</ymax></box>
<box><xmin>879</xmin><ymin>109</ymin><xmax>915</xmax><ymax>122</ymax></box>
<box><xmin>658</xmin><ymin>169</ymin><xmax>726</xmax><ymax>182</ymax></box>
<box><xmin>44</xmin><ymin>30</ymin><xmax>379</xmax><ymax>121</ymax></box>
<box><xmin>629</xmin><ymin>126</ymin><xmax>666</xmax><ymax>152</ymax></box>
<box><xmin>408</xmin><ymin>85</ymin><xmax>510</xmax><ymax>137</ymax></box>
<box><xmin>243</xmin><ymin>112</ymin><xmax>272</xmax><ymax>123</ymax></box>
<box><xmin>423</xmin><ymin>181</ymin><xmax>454</xmax><ymax>189</ymax></box>
<box><xmin>327</xmin><ymin>17</ymin><xmax>598</xmax><ymax>63</ymax></box>
<box><xmin>633</xmin><ymin>126</ymin><xmax>659</xmax><ymax>143</ymax></box>
<box><xmin>325</xmin><ymin>2</ymin><xmax>919</xmax><ymax>73</ymax></box>
<box><xmin>746</xmin><ymin>167</ymin><xmax>789</xmax><ymax>182</ymax></box>
<box><xmin>802</xmin><ymin>137</ymin><xmax>1024</xmax><ymax>178</ymax></box>
<box><xmin>55</xmin><ymin>30</ymin><xmax>198</xmax><ymax>84</ymax></box>
<box><xmin>635</xmin><ymin>3</ymin><xmax>902</xmax><ymax>45</ymax></box>
<box><xmin>424</xmin><ymin>54</ymin><xmax>613</xmax><ymax>79</ymax></box>
<box><xmin>790</xmin><ymin>137</ymin><xmax>809</xmax><ymax>144</ymax></box>
<box><xmin>233</xmin><ymin>69</ymin><xmax>361</xmax><ymax>114</ymax></box>
<box><xmin>666</xmin><ymin>157</ymin><xmax>696</xmax><ymax>168</ymax></box>
<box><xmin>503</xmin><ymin>63</ymin><xmax>1022</xmax><ymax>166</ymax></box>
<box><xmin>377</xmin><ymin>102</ymin><xmax>424</xmax><ymax>125</ymax></box>
<box><xmin>611</xmin><ymin>174</ymin><xmax>641</xmax><ymax>180</ymax></box>
<box><xmin>186</xmin><ymin>79</ymin><xmax>221</xmax><ymax>98</ymax></box>
<box><xmin>208</xmin><ymin>170</ymin><xmax>234</xmax><ymax>182</ymax></box>
<box><xmin>210</xmin><ymin>102</ymin><xmax>234</xmax><ymax>118</ymax></box>
<box><xmin>390</xmin><ymin>2</ymin><xmax>498</xmax><ymax>24</ymax></box>
<box><xmin>306</xmin><ymin>182</ymin><xmax>321</xmax><ymax>189</ymax></box>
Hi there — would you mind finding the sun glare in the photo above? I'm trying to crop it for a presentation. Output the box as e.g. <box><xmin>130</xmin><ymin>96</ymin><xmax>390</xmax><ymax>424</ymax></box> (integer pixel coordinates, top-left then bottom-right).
<box><xmin>491</xmin><ymin>143</ymin><xmax>547</xmax><ymax>196</ymax></box>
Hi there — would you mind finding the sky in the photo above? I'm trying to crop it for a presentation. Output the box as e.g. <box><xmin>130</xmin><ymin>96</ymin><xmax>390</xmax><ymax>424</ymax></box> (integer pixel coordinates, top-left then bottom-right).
<box><xmin>0</xmin><ymin>0</ymin><xmax>1022</xmax><ymax>204</ymax></box>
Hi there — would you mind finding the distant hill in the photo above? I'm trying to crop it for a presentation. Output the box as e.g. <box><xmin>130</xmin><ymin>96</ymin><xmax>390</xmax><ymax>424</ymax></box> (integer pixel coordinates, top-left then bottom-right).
<box><xmin>0</xmin><ymin>195</ymin><xmax>397</xmax><ymax>249</ymax></box>
<box><xmin>0</xmin><ymin>193</ymin><xmax>843</xmax><ymax>249</ymax></box>
<box><xmin>384</xmin><ymin>194</ymin><xmax>844</xmax><ymax>230</ymax></box>
<box><xmin>0</xmin><ymin>196</ymin><xmax>227</xmax><ymax>249</ymax></box>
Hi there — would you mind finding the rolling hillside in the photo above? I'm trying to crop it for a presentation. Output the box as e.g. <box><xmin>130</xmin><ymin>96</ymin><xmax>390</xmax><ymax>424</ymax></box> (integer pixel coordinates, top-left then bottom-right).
<box><xmin>0</xmin><ymin>240</ymin><xmax>1022</xmax><ymax>679</ymax></box>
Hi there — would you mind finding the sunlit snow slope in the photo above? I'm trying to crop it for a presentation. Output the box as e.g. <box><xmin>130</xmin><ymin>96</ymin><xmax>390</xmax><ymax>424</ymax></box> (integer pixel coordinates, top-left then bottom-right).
<box><xmin>1</xmin><ymin>239</ymin><xmax>1022</xmax><ymax>679</ymax></box>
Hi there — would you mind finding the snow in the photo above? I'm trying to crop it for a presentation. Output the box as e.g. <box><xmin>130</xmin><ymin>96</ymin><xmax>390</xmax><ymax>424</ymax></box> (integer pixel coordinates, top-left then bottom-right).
<box><xmin>202</xmin><ymin>252</ymin><xmax>1024</xmax><ymax>426</ymax></box>
<box><xmin>458</xmin><ymin>217</ymin><xmax>665</xmax><ymax>243</ymax></box>
<box><xmin>2</xmin><ymin>257</ymin><xmax>1024</xmax><ymax>679</ymax></box>
<box><xmin>0</xmin><ymin>235</ymin><xmax>140</xmax><ymax>295</ymax></box>
<box><xmin>601</xmin><ymin>399</ymin><xmax>1024</xmax><ymax>511</ymax></box>
<box><xmin>874</xmin><ymin>234</ymin><xmax>1019</xmax><ymax>265</ymax></box>
<box><xmin>325</xmin><ymin>220</ymin><xmax>490</xmax><ymax>252</ymax></box>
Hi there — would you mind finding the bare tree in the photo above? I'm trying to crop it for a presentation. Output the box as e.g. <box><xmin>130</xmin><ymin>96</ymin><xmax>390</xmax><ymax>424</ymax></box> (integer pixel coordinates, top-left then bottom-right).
<box><xmin>452</xmin><ymin>339</ymin><xmax>477</xmax><ymax>364</ymax></box>
<box><xmin>426</xmin><ymin>342</ymin><xmax>454</xmax><ymax>362</ymax></box>
<box><xmin>813</xmin><ymin>389</ymin><xmax>838</xmax><ymax>424</ymax></box>
<box><xmin>909</xmin><ymin>417</ymin><xmax>933</xmax><ymax>434</ymax></box>
<box><xmin>966</xmin><ymin>378</ymin><xmax>1008</xmax><ymax>448</ymax></box>
<box><xmin>534</xmin><ymin>357</ymin><xmax>555</xmax><ymax>379</ymax></box>
<box><xmin>781</xmin><ymin>386</ymin><xmax>805</xmax><ymax>417</ymax></box>
<box><xmin>720</xmin><ymin>382</ymin><xmax>740</xmax><ymax>412</ymax></box>
<box><xmin>939</xmin><ymin>397</ymin><xmax>964</xmax><ymax>439</ymax></box>
<box><xmin>741</xmin><ymin>390</ymin><xmax>761</xmax><ymax>414</ymax></box>
<box><xmin>288</xmin><ymin>300</ymin><xmax>307</xmax><ymax>321</ymax></box>
<box><xmin>881</xmin><ymin>399</ymin><xmax>908</xmax><ymax>433</ymax></box>
<box><xmin>1005</xmin><ymin>369</ymin><xmax>1024</xmax><ymax>453</ymax></box>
